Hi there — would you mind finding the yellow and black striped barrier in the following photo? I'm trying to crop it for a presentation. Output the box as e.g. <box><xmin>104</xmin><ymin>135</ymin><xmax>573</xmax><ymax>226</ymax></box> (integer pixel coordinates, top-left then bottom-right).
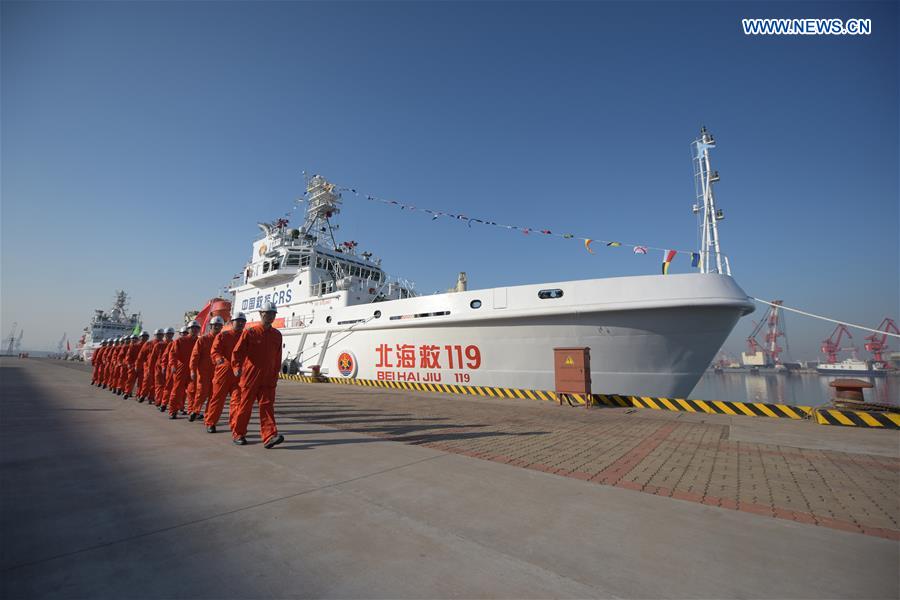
<box><xmin>278</xmin><ymin>373</ymin><xmax>899</xmax><ymax>427</ymax></box>
<box><xmin>279</xmin><ymin>373</ymin><xmax>635</xmax><ymax>404</ymax></box>
<box><xmin>629</xmin><ymin>396</ymin><xmax>812</xmax><ymax>420</ymax></box>
<box><xmin>814</xmin><ymin>408</ymin><xmax>900</xmax><ymax>429</ymax></box>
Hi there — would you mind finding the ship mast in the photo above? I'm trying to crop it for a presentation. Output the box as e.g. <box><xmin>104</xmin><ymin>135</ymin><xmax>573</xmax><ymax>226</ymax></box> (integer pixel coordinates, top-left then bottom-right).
<box><xmin>692</xmin><ymin>126</ymin><xmax>730</xmax><ymax>275</ymax></box>
<box><xmin>302</xmin><ymin>174</ymin><xmax>342</xmax><ymax>251</ymax></box>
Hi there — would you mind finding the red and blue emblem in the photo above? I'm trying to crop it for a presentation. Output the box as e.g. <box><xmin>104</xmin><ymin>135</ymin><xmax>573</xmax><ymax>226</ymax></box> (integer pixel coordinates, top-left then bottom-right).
<box><xmin>337</xmin><ymin>351</ymin><xmax>357</xmax><ymax>377</ymax></box>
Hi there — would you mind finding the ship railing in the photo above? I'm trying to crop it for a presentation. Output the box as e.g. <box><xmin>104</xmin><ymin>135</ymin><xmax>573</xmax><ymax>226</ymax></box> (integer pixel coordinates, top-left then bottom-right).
<box><xmin>282</xmin><ymin>315</ymin><xmax>311</xmax><ymax>329</ymax></box>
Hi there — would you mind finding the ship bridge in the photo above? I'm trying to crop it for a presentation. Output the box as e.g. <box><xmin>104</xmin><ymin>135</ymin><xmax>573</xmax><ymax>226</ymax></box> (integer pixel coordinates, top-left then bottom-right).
<box><xmin>237</xmin><ymin>175</ymin><xmax>416</xmax><ymax>307</ymax></box>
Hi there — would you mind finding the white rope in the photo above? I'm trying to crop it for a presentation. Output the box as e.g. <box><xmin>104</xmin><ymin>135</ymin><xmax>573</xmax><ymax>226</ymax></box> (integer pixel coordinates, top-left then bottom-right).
<box><xmin>751</xmin><ymin>298</ymin><xmax>900</xmax><ymax>339</ymax></box>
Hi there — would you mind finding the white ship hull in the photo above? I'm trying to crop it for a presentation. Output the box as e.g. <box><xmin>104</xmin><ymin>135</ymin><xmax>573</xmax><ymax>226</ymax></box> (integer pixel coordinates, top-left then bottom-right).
<box><xmin>817</xmin><ymin>360</ymin><xmax>888</xmax><ymax>377</ymax></box>
<box><xmin>237</xmin><ymin>272</ymin><xmax>753</xmax><ymax>398</ymax></box>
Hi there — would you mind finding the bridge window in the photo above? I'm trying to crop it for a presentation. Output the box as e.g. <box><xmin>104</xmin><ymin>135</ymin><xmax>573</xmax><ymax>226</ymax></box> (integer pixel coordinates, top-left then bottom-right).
<box><xmin>300</xmin><ymin>255</ymin><xmax>310</xmax><ymax>267</ymax></box>
<box><xmin>538</xmin><ymin>289</ymin><xmax>564</xmax><ymax>299</ymax></box>
<box><xmin>285</xmin><ymin>254</ymin><xmax>301</xmax><ymax>267</ymax></box>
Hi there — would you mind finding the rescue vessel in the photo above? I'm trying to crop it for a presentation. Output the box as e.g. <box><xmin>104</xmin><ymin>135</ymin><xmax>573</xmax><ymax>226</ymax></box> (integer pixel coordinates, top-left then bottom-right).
<box><xmin>78</xmin><ymin>291</ymin><xmax>142</xmax><ymax>363</ymax></box>
<box><xmin>229</xmin><ymin>128</ymin><xmax>755</xmax><ymax>398</ymax></box>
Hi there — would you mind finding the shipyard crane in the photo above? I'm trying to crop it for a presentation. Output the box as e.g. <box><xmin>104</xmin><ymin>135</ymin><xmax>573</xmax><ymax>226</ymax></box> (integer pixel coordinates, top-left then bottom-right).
<box><xmin>763</xmin><ymin>300</ymin><xmax>786</xmax><ymax>364</ymax></box>
<box><xmin>4</xmin><ymin>323</ymin><xmax>17</xmax><ymax>355</ymax></box>
<box><xmin>821</xmin><ymin>324</ymin><xmax>852</xmax><ymax>364</ymax></box>
<box><xmin>746</xmin><ymin>318</ymin><xmax>767</xmax><ymax>358</ymax></box>
<box><xmin>14</xmin><ymin>329</ymin><xmax>24</xmax><ymax>353</ymax></box>
<box><xmin>864</xmin><ymin>318</ymin><xmax>899</xmax><ymax>362</ymax></box>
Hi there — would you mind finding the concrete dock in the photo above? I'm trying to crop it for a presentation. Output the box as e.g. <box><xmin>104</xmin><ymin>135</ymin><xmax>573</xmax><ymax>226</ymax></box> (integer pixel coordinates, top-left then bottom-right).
<box><xmin>2</xmin><ymin>357</ymin><xmax>898</xmax><ymax>599</ymax></box>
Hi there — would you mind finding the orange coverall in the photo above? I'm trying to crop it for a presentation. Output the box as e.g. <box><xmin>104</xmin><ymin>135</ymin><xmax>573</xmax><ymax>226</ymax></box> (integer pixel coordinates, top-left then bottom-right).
<box><xmin>112</xmin><ymin>344</ymin><xmax>127</xmax><ymax>389</ymax></box>
<box><xmin>137</xmin><ymin>340</ymin><xmax>157</xmax><ymax>399</ymax></box>
<box><xmin>153</xmin><ymin>340</ymin><xmax>171</xmax><ymax>406</ymax></box>
<box><xmin>188</xmin><ymin>332</ymin><xmax>217</xmax><ymax>414</ymax></box>
<box><xmin>162</xmin><ymin>342</ymin><xmax>178</xmax><ymax>406</ymax></box>
<box><xmin>168</xmin><ymin>336</ymin><xmax>198</xmax><ymax>416</ymax></box>
<box><xmin>123</xmin><ymin>340</ymin><xmax>144</xmax><ymax>395</ymax></box>
<box><xmin>205</xmin><ymin>328</ymin><xmax>242</xmax><ymax>429</ymax></box>
<box><xmin>91</xmin><ymin>346</ymin><xmax>105</xmax><ymax>384</ymax></box>
<box><xmin>231</xmin><ymin>325</ymin><xmax>282</xmax><ymax>442</ymax></box>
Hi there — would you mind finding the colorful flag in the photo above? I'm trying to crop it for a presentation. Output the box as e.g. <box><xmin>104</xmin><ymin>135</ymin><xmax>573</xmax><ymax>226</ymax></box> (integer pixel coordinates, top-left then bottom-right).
<box><xmin>691</xmin><ymin>252</ymin><xmax>701</xmax><ymax>267</ymax></box>
<box><xmin>633</xmin><ymin>246</ymin><xmax>648</xmax><ymax>255</ymax></box>
<box><xmin>606</xmin><ymin>241</ymin><xmax>621</xmax><ymax>247</ymax></box>
<box><xmin>132</xmin><ymin>322</ymin><xmax>141</xmax><ymax>335</ymax></box>
<box><xmin>662</xmin><ymin>249</ymin><xmax>677</xmax><ymax>274</ymax></box>
<box><xmin>66</xmin><ymin>340</ymin><xmax>71</xmax><ymax>352</ymax></box>
<box><xmin>195</xmin><ymin>300</ymin><xmax>213</xmax><ymax>333</ymax></box>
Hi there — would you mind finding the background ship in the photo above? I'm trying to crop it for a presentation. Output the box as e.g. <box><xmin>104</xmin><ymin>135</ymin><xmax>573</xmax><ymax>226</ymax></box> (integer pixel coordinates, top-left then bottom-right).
<box><xmin>227</xmin><ymin>129</ymin><xmax>755</xmax><ymax>398</ymax></box>
<box><xmin>78</xmin><ymin>291</ymin><xmax>142</xmax><ymax>363</ymax></box>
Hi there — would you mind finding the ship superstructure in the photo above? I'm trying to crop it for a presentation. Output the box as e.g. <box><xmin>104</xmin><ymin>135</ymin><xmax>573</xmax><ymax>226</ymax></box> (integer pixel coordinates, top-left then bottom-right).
<box><xmin>79</xmin><ymin>291</ymin><xmax>141</xmax><ymax>362</ymax></box>
<box><xmin>229</xmin><ymin>131</ymin><xmax>755</xmax><ymax>398</ymax></box>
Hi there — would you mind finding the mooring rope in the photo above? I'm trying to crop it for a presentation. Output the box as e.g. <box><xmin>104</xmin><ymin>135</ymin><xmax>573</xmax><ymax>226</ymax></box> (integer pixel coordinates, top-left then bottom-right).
<box><xmin>752</xmin><ymin>298</ymin><xmax>900</xmax><ymax>339</ymax></box>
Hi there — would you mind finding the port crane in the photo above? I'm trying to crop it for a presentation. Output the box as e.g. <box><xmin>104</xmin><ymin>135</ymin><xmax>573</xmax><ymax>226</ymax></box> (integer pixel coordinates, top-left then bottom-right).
<box><xmin>864</xmin><ymin>318</ymin><xmax>898</xmax><ymax>362</ymax></box>
<box><xmin>4</xmin><ymin>323</ymin><xmax>17</xmax><ymax>355</ymax></box>
<box><xmin>821</xmin><ymin>324</ymin><xmax>852</xmax><ymax>364</ymax></box>
<box><xmin>745</xmin><ymin>300</ymin><xmax>786</xmax><ymax>365</ymax></box>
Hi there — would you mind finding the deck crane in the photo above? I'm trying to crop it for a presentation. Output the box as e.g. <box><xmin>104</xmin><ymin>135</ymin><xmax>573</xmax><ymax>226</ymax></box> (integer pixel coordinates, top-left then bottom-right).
<box><xmin>821</xmin><ymin>324</ymin><xmax>852</xmax><ymax>364</ymax></box>
<box><xmin>864</xmin><ymin>318</ymin><xmax>899</xmax><ymax>362</ymax></box>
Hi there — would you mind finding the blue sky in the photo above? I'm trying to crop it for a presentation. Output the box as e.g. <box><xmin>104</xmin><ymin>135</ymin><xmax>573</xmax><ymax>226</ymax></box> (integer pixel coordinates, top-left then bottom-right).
<box><xmin>2</xmin><ymin>1</ymin><xmax>897</xmax><ymax>360</ymax></box>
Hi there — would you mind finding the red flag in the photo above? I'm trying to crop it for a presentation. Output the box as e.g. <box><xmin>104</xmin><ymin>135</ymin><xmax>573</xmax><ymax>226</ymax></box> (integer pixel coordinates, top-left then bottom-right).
<box><xmin>66</xmin><ymin>340</ymin><xmax>71</xmax><ymax>352</ymax></box>
<box><xmin>195</xmin><ymin>300</ymin><xmax>213</xmax><ymax>333</ymax></box>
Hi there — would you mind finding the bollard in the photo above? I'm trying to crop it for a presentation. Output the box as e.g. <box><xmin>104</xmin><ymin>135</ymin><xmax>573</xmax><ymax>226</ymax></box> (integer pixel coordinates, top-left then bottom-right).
<box><xmin>828</xmin><ymin>378</ymin><xmax>873</xmax><ymax>406</ymax></box>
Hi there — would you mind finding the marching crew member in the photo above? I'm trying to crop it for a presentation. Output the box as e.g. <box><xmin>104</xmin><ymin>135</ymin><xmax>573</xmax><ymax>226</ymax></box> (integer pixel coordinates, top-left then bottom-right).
<box><xmin>138</xmin><ymin>329</ymin><xmax>164</xmax><ymax>403</ymax></box>
<box><xmin>231</xmin><ymin>302</ymin><xmax>284</xmax><ymax>448</ymax></box>
<box><xmin>205</xmin><ymin>312</ymin><xmax>246</xmax><ymax>433</ymax></box>
<box><xmin>188</xmin><ymin>317</ymin><xmax>224</xmax><ymax>422</ymax></box>
<box><xmin>123</xmin><ymin>331</ymin><xmax>149</xmax><ymax>400</ymax></box>
<box><xmin>91</xmin><ymin>340</ymin><xmax>107</xmax><ymax>385</ymax></box>
<box><xmin>113</xmin><ymin>337</ymin><xmax>128</xmax><ymax>394</ymax></box>
<box><xmin>167</xmin><ymin>321</ymin><xmax>201</xmax><ymax>419</ymax></box>
<box><xmin>160</xmin><ymin>327</ymin><xmax>185</xmax><ymax>412</ymax></box>
<box><xmin>154</xmin><ymin>328</ymin><xmax>176</xmax><ymax>409</ymax></box>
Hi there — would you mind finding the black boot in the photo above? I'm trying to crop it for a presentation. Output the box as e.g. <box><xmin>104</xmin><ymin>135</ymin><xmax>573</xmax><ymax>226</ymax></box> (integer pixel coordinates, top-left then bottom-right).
<box><xmin>264</xmin><ymin>434</ymin><xmax>285</xmax><ymax>449</ymax></box>
<box><xmin>188</xmin><ymin>413</ymin><xmax>197</xmax><ymax>422</ymax></box>
<box><xmin>206</xmin><ymin>425</ymin><xmax>216</xmax><ymax>434</ymax></box>
<box><xmin>232</xmin><ymin>436</ymin><xmax>247</xmax><ymax>446</ymax></box>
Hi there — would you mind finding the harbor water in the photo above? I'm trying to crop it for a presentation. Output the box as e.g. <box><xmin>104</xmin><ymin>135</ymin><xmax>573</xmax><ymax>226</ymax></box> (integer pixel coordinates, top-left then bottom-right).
<box><xmin>690</xmin><ymin>371</ymin><xmax>899</xmax><ymax>407</ymax></box>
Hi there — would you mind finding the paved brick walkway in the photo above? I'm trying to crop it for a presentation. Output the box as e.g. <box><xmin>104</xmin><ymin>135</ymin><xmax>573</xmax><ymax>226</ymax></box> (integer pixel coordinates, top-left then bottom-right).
<box><xmin>276</xmin><ymin>381</ymin><xmax>900</xmax><ymax>540</ymax></box>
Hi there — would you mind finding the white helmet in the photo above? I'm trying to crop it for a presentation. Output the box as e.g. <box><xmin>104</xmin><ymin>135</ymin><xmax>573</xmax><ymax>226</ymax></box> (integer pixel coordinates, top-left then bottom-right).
<box><xmin>187</xmin><ymin>320</ymin><xmax>201</xmax><ymax>329</ymax></box>
<box><xmin>210</xmin><ymin>316</ymin><xmax>225</xmax><ymax>326</ymax></box>
<box><xmin>154</xmin><ymin>328</ymin><xmax>164</xmax><ymax>335</ymax></box>
<box><xmin>179</xmin><ymin>326</ymin><xmax>188</xmax><ymax>334</ymax></box>
<box><xmin>260</xmin><ymin>301</ymin><xmax>278</xmax><ymax>313</ymax></box>
<box><xmin>140</xmin><ymin>330</ymin><xmax>150</xmax><ymax>337</ymax></box>
<box><xmin>165</xmin><ymin>327</ymin><xmax>176</xmax><ymax>334</ymax></box>
<box><xmin>232</xmin><ymin>312</ymin><xmax>247</xmax><ymax>321</ymax></box>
